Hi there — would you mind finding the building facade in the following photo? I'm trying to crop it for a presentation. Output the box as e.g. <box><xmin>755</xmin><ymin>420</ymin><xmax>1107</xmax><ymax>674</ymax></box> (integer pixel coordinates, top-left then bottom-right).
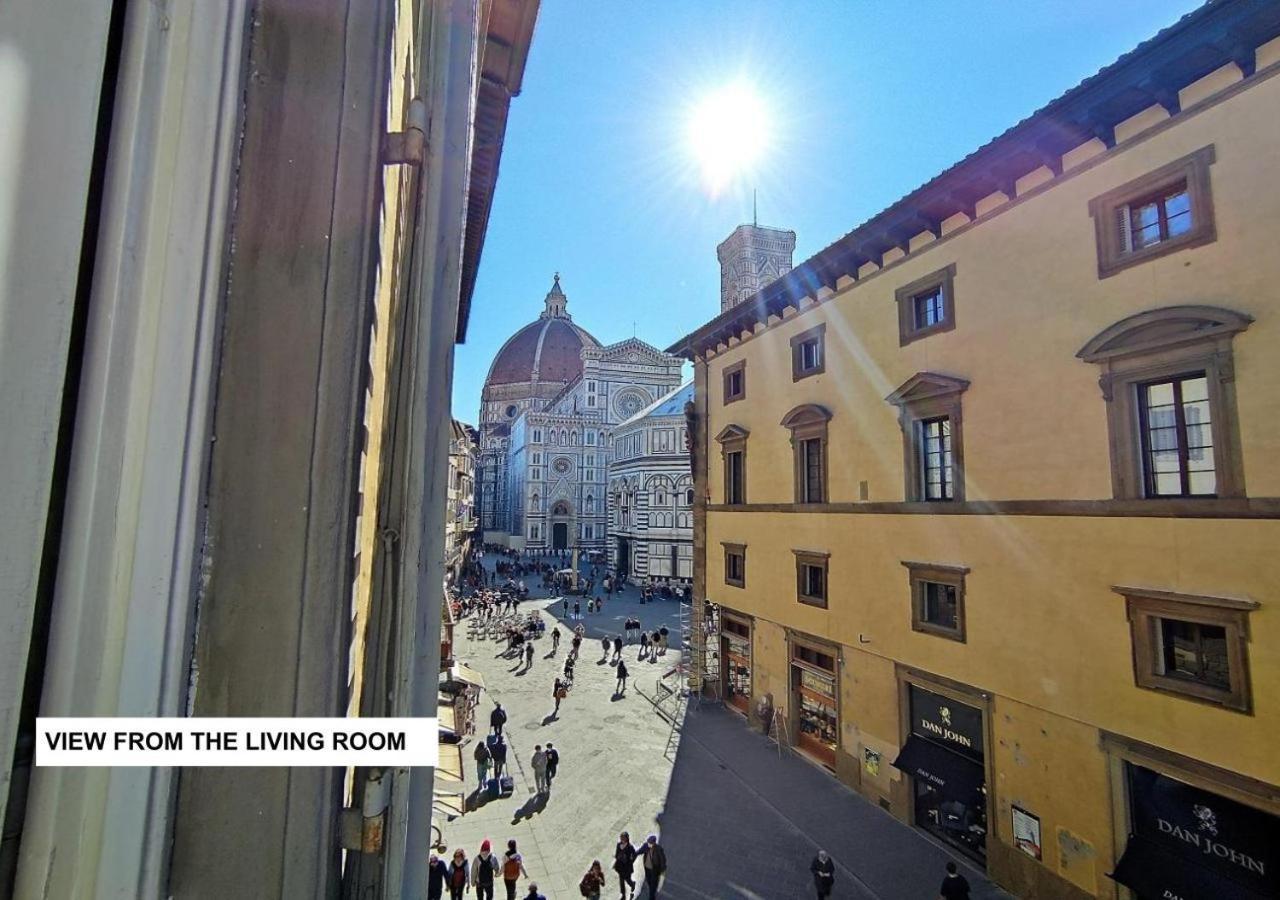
<box><xmin>717</xmin><ymin>222</ymin><xmax>796</xmax><ymax>312</ymax></box>
<box><xmin>446</xmin><ymin>420</ymin><xmax>479</xmax><ymax>583</ymax></box>
<box><xmin>479</xmin><ymin>277</ymin><xmax>684</xmax><ymax>551</ymax></box>
<box><xmin>607</xmin><ymin>381</ymin><xmax>695</xmax><ymax>582</ymax></box>
<box><xmin>671</xmin><ymin>6</ymin><xmax>1280</xmax><ymax>899</ymax></box>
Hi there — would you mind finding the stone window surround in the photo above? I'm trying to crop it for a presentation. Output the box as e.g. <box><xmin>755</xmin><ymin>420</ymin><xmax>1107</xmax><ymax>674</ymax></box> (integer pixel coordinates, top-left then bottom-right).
<box><xmin>780</xmin><ymin>404</ymin><xmax>833</xmax><ymax>504</ymax></box>
<box><xmin>793</xmin><ymin>548</ymin><xmax>830</xmax><ymax>608</ymax></box>
<box><xmin>790</xmin><ymin>322</ymin><xmax>827</xmax><ymax>382</ymax></box>
<box><xmin>885</xmin><ymin>372</ymin><xmax>969</xmax><ymax>502</ymax></box>
<box><xmin>722</xmin><ymin>542</ymin><xmax>746</xmax><ymax>588</ymax></box>
<box><xmin>895</xmin><ymin>263</ymin><xmax>957</xmax><ymax>346</ymax></box>
<box><xmin>903</xmin><ymin>560</ymin><xmax>969</xmax><ymax>643</ymax></box>
<box><xmin>715</xmin><ymin>424</ymin><xmax>749</xmax><ymax>505</ymax></box>
<box><xmin>723</xmin><ymin>359</ymin><xmax>746</xmax><ymax>405</ymax></box>
<box><xmin>1077</xmin><ymin>305</ymin><xmax>1252</xmax><ymax>502</ymax></box>
<box><xmin>1114</xmin><ymin>584</ymin><xmax>1256</xmax><ymax>713</ymax></box>
<box><xmin>1088</xmin><ymin>144</ymin><xmax>1217</xmax><ymax>279</ymax></box>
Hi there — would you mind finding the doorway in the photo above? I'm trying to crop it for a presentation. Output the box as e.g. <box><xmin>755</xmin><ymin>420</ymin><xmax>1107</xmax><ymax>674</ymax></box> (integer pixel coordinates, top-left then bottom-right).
<box><xmin>617</xmin><ymin>538</ymin><xmax>631</xmax><ymax>575</ymax></box>
<box><xmin>552</xmin><ymin>522</ymin><xmax>568</xmax><ymax>550</ymax></box>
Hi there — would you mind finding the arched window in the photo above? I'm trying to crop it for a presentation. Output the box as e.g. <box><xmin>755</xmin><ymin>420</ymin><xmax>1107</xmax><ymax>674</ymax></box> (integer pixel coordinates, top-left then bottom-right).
<box><xmin>549</xmin><ymin>431</ymin><xmax>558</xmax><ymax>445</ymax></box>
<box><xmin>530</xmin><ymin>492</ymin><xmax>540</xmax><ymax>511</ymax></box>
<box><xmin>685</xmin><ymin>488</ymin><xmax>695</xmax><ymax>506</ymax></box>
<box><xmin>585</xmin><ymin>495</ymin><xmax>595</xmax><ymax>513</ymax></box>
<box><xmin>570</xmin><ymin>430</ymin><xmax>579</xmax><ymax>446</ymax></box>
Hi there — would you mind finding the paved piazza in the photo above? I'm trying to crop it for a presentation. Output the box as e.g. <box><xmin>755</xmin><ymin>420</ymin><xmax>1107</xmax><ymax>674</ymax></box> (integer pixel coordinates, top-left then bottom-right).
<box><xmin>439</xmin><ymin>558</ymin><xmax>1006</xmax><ymax>899</ymax></box>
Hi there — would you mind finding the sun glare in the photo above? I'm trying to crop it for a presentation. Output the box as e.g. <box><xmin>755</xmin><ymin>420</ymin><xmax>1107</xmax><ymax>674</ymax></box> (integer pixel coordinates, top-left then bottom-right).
<box><xmin>687</xmin><ymin>81</ymin><xmax>770</xmax><ymax>194</ymax></box>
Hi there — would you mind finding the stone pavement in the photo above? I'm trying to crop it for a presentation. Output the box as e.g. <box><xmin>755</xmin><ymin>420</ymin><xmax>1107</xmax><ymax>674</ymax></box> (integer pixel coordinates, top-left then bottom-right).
<box><xmin>660</xmin><ymin>705</ymin><xmax>1011</xmax><ymax>900</ymax></box>
<box><xmin>438</xmin><ymin>595</ymin><xmax>677</xmax><ymax>900</ymax></box>
<box><xmin>442</xmin><ymin>555</ymin><xmax>1012</xmax><ymax>899</ymax></box>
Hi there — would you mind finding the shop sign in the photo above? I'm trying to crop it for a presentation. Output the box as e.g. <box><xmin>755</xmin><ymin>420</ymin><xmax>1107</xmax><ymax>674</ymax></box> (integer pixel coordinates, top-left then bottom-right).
<box><xmin>1128</xmin><ymin>764</ymin><xmax>1278</xmax><ymax>895</ymax></box>
<box><xmin>910</xmin><ymin>686</ymin><xmax>983</xmax><ymax>761</ymax></box>
<box><xmin>799</xmin><ymin>667</ymin><xmax>835</xmax><ymax>700</ymax></box>
<box><xmin>863</xmin><ymin>747</ymin><xmax>881</xmax><ymax>777</ymax></box>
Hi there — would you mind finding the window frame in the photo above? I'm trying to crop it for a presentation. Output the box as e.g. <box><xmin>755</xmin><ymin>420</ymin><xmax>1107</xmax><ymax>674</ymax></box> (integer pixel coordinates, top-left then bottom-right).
<box><xmin>903</xmin><ymin>561</ymin><xmax>969</xmax><ymax>642</ymax></box>
<box><xmin>1115</xmin><ymin>585</ymin><xmax>1256</xmax><ymax>713</ymax></box>
<box><xmin>723</xmin><ymin>542</ymin><xmax>746</xmax><ymax>588</ymax></box>
<box><xmin>885</xmin><ymin>372</ymin><xmax>969</xmax><ymax>502</ymax></box>
<box><xmin>1077</xmin><ymin>305</ymin><xmax>1251</xmax><ymax>502</ymax></box>
<box><xmin>723</xmin><ymin>359</ymin><xmax>746</xmax><ymax>405</ymax></box>
<box><xmin>780</xmin><ymin>404</ymin><xmax>833</xmax><ymax>504</ymax></box>
<box><xmin>895</xmin><ymin>263</ymin><xmax>957</xmax><ymax>346</ymax></box>
<box><xmin>1088</xmin><ymin>145</ymin><xmax>1217</xmax><ymax>279</ymax></box>
<box><xmin>1136</xmin><ymin>373</ymin><xmax>1217</xmax><ymax>498</ymax></box>
<box><xmin>793</xmin><ymin>549</ymin><xmax>830</xmax><ymax>609</ymax></box>
<box><xmin>716</xmin><ymin>424</ymin><xmax>749</xmax><ymax>506</ymax></box>
<box><xmin>790</xmin><ymin>323</ymin><xmax>827</xmax><ymax>382</ymax></box>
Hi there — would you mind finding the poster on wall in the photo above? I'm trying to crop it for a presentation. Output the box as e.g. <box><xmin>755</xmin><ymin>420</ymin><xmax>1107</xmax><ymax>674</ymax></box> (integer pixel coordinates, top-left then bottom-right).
<box><xmin>863</xmin><ymin>747</ymin><xmax>880</xmax><ymax>777</ymax></box>
<box><xmin>1012</xmin><ymin>805</ymin><xmax>1042</xmax><ymax>860</ymax></box>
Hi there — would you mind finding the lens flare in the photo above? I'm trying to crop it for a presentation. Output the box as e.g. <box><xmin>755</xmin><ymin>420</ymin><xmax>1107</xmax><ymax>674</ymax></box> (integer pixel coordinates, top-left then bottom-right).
<box><xmin>687</xmin><ymin>81</ymin><xmax>770</xmax><ymax>194</ymax></box>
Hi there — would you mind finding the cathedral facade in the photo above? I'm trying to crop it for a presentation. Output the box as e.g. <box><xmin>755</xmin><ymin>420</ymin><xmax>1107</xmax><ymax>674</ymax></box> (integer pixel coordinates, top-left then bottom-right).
<box><xmin>477</xmin><ymin>276</ymin><xmax>683</xmax><ymax>550</ymax></box>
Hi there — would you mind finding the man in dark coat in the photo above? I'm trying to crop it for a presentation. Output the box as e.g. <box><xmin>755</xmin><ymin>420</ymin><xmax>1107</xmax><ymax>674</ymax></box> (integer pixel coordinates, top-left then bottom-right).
<box><xmin>810</xmin><ymin>849</ymin><xmax>835</xmax><ymax>898</ymax></box>
<box><xmin>490</xmin><ymin>703</ymin><xmax>507</xmax><ymax>736</ymax></box>
<box><xmin>544</xmin><ymin>742</ymin><xmax>560</xmax><ymax>785</ymax></box>
<box><xmin>491</xmin><ymin>736</ymin><xmax>508</xmax><ymax>778</ymax></box>
<box><xmin>639</xmin><ymin>835</ymin><xmax>667</xmax><ymax>900</ymax></box>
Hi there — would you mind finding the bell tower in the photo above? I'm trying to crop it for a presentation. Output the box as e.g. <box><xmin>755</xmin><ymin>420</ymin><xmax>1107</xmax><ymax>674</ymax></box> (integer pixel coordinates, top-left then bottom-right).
<box><xmin>716</xmin><ymin>223</ymin><xmax>796</xmax><ymax>312</ymax></box>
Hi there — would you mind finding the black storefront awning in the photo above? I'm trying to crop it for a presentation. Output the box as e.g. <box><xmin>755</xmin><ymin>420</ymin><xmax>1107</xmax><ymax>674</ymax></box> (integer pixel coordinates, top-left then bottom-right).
<box><xmin>1110</xmin><ymin>836</ymin><xmax>1271</xmax><ymax>900</ymax></box>
<box><xmin>892</xmin><ymin>735</ymin><xmax>983</xmax><ymax>800</ymax></box>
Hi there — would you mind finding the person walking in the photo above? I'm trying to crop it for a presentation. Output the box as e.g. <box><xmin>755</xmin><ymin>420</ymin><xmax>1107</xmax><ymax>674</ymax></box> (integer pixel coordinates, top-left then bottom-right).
<box><xmin>474</xmin><ymin>739</ymin><xmax>492</xmax><ymax>788</ymax></box>
<box><xmin>551</xmin><ymin>627</ymin><xmax>560</xmax><ymax>654</ymax></box>
<box><xmin>563</xmin><ymin>655</ymin><xmax>576</xmax><ymax>687</ymax></box>
<box><xmin>522</xmin><ymin>884</ymin><xmax>546</xmax><ymax>900</ymax></box>
<box><xmin>524</xmin><ymin>641</ymin><xmax>534</xmax><ymax>670</ymax></box>
<box><xmin>562</xmin><ymin>598</ymin><xmax>569</xmax><ymax>617</ymax></box>
<box><xmin>649</xmin><ymin>631</ymin><xmax>660</xmax><ymax>664</ymax></box>
<box><xmin>501</xmin><ymin>840</ymin><xmax>527</xmax><ymax>900</ymax></box>
<box><xmin>938</xmin><ymin>861</ymin><xmax>971</xmax><ymax>900</ymax></box>
<box><xmin>472</xmin><ymin>840</ymin><xmax>498</xmax><ymax>900</ymax></box>
<box><xmin>658</xmin><ymin>626</ymin><xmax>669</xmax><ymax>656</ymax></box>
<box><xmin>429</xmin><ymin>851</ymin><xmax>449</xmax><ymax>900</ymax></box>
<box><xmin>639</xmin><ymin>835</ymin><xmax>667</xmax><ymax>900</ymax></box>
<box><xmin>612</xmin><ymin>635</ymin><xmax>623</xmax><ymax>664</ymax></box>
<box><xmin>579</xmin><ymin>860</ymin><xmax>606</xmax><ymax>900</ymax></box>
<box><xmin>613</xmin><ymin>832</ymin><xmax>637</xmax><ymax>899</ymax></box>
<box><xmin>638</xmin><ymin>631</ymin><xmax>649</xmax><ymax>661</ymax></box>
<box><xmin>447</xmin><ymin>848</ymin><xmax>470</xmax><ymax>900</ymax></box>
<box><xmin>601</xmin><ymin>636</ymin><xmax>611</xmax><ymax>661</ymax></box>
<box><xmin>615</xmin><ymin>659</ymin><xmax>629</xmax><ymax>695</ymax></box>
<box><xmin>531</xmin><ymin>745</ymin><xmax>548</xmax><ymax>795</ymax></box>
<box><xmin>574</xmin><ymin>600</ymin><xmax>581</xmax><ymax>619</ymax></box>
<box><xmin>811</xmin><ymin>849</ymin><xmax>835</xmax><ymax>899</ymax></box>
<box><xmin>544</xmin><ymin>742</ymin><xmax>559</xmax><ymax>787</ymax></box>
<box><xmin>490</xmin><ymin>703</ymin><xmax>507</xmax><ymax>736</ymax></box>
<box><xmin>491</xmin><ymin>736</ymin><xmax>508</xmax><ymax>779</ymax></box>
<box><xmin>553</xmin><ymin>678</ymin><xmax>567</xmax><ymax>714</ymax></box>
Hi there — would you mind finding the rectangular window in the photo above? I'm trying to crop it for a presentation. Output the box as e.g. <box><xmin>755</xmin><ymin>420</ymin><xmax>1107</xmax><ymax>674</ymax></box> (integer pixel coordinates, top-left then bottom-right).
<box><xmin>794</xmin><ymin>551</ymin><xmax>829</xmax><ymax>608</ymax></box>
<box><xmin>1089</xmin><ymin>145</ymin><xmax>1216</xmax><ymax>278</ymax></box>
<box><xmin>1138</xmin><ymin>373</ymin><xmax>1215</xmax><ymax>498</ymax></box>
<box><xmin>919</xmin><ymin>416</ymin><xmax>953</xmax><ymax>501</ymax></box>
<box><xmin>790</xmin><ymin>323</ymin><xmax>826</xmax><ymax>381</ymax></box>
<box><xmin>905</xmin><ymin>561</ymin><xmax>968</xmax><ymax>642</ymax></box>
<box><xmin>723</xmin><ymin>543</ymin><xmax>746</xmax><ymax>588</ymax></box>
<box><xmin>800</xmin><ymin>437</ymin><xmax>824</xmax><ymax>503</ymax></box>
<box><xmin>726</xmin><ymin>450</ymin><xmax>745</xmax><ymax>505</ymax></box>
<box><xmin>1117</xmin><ymin>585</ymin><xmax>1255</xmax><ymax>713</ymax></box>
<box><xmin>532</xmin><ymin>453</ymin><xmax>540</xmax><ymax>464</ymax></box>
<box><xmin>913</xmin><ymin>287</ymin><xmax>945</xmax><ymax>329</ymax></box>
<box><xmin>587</xmin><ymin>395</ymin><xmax>595</xmax><ymax>407</ymax></box>
<box><xmin>723</xmin><ymin>360</ymin><xmax>746</xmax><ymax>404</ymax></box>
<box><xmin>584</xmin><ymin>525</ymin><xmax>594</xmax><ymax>540</ymax></box>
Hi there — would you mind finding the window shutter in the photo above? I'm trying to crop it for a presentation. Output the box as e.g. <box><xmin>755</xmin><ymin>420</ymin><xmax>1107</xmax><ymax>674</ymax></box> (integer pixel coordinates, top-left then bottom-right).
<box><xmin>1115</xmin><ymin>204</ymin><xmax>1133</xmax><ymax>254</ymax></box>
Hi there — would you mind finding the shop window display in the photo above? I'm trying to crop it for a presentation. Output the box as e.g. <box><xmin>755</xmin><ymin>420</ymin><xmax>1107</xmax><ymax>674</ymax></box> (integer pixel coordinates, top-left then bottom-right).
<box><xmin>792</xmin><ymin>649</ymin><xmax>838</xmax><ymax>769</ymax></box>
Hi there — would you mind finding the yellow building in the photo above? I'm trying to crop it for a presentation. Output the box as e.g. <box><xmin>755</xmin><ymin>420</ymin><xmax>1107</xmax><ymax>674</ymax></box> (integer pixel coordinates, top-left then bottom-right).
<box><xmin>670</xmin><ymin>5</ymin><xmax>1280</xmax><ymax>898</ymax></box>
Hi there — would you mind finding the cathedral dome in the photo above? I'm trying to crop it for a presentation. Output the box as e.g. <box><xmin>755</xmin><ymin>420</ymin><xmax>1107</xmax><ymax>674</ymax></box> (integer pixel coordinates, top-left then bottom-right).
<box><xmin>484</xmin><ymin>275</ymin><xmax>600</xmax><ymax>390</ymax></box>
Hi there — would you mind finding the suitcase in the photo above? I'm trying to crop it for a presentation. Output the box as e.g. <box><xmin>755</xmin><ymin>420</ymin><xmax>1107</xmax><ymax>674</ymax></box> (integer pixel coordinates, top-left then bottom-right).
<box><xmin>498</xmin><ymin>775</ymin><xmax>514</xmax><ymax>797</ymax></box>
<box><xmin>486</xmin><ymin>778</ymin><xmax>500</xmax><ymax>799</ymax></box>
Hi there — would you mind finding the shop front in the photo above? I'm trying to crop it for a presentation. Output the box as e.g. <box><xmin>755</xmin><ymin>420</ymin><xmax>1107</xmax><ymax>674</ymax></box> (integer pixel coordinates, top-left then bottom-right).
<box><xmin>790</xmin><ymin>639</ymin><xmax>839</xmax><ymax>770</ymax></box>
<box><xmin>1110</xmin><ymin>763</ymin><xmax>1278</xmax><ymax>900</ymax></box>
<box><xmin>721</xmin><ymin>612</ymin><xmax>752</xmax><ymax>715</ymax></box>
<box><xmin>894</xmin><ymin>683</ymin><xmax>988</xmax><ymax>864</ymax></box>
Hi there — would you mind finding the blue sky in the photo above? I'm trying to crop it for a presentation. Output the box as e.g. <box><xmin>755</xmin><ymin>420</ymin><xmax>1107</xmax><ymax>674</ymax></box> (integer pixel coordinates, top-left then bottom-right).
<box><xmin>453</xmin><ymin>0</ymin><xmax>1203</xmax><ymax>421</ymax></box>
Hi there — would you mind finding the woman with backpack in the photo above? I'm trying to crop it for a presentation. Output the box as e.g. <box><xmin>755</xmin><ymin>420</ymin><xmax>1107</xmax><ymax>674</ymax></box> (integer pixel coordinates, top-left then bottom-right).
<box><xmin>501</xmin><ymin>839</ymin><xmax>527</xmax><ymax>900</ymax></box>
<box><xmin>471</xmin><ymin>840</ymin><xmax>498</xmax><ymax>900</ymax></box>
<box><xmin>579</xmin><ymin>860</ymin><xmax>606</xmax><ymax>899</ymax></box>
<box><xmin>553</xmin><ymin>678</ymin><xmax>568</xmax><ymax>714</ymax></box>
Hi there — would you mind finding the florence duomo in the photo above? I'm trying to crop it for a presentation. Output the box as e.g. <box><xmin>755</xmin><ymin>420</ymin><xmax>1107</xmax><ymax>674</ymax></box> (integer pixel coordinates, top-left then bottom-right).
<box><xmin>477</xmin><ymin>274</ymin><xmax>684</xmax><ymax>552</ymax></box>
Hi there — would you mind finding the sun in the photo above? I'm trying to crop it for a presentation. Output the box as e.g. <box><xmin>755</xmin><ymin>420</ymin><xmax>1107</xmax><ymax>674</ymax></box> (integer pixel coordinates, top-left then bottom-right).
<box><xmin>686</xmin><ymin>81</ymin><xmax>771</xmax><ymax>194</ymax></box>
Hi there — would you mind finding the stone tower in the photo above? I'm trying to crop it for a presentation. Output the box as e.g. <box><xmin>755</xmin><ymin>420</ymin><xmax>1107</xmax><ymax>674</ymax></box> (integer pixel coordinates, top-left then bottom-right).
<box><xmin>716</xmin><ymin>223</ymin><xmax>797</xmax><ymax>312</ymax></box>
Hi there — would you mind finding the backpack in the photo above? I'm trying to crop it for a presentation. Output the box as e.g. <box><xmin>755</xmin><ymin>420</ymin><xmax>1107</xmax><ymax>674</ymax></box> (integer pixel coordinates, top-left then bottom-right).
<box><xmin>503</xmin><ymin>855</ymin><xmax>521</xmax><ymax>880</ymax></box>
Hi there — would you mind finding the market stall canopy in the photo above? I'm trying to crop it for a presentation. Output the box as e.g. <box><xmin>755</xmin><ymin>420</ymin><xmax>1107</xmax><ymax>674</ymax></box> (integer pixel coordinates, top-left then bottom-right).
<box><xmin>441</xmin><ymin>662</ymin><xmax>486</xmax><ymax>692</ymax></box>
<box><xmin>435</xmin><ymin>742</ymin><xmax>466</xmax><ymax>790</ymax></box>
<box><xmin>437</xmin><ymin>702</ymin><xmax>458</xmax><ymax>737</ymax></box>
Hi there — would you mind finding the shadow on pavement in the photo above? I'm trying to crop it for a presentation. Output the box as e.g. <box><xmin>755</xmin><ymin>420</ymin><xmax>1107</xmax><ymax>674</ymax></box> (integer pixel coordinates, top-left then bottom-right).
<box><xmin>511</xmin><ymin>793</ymin><xmax>548</xmax><ymax>825</ymax></box>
